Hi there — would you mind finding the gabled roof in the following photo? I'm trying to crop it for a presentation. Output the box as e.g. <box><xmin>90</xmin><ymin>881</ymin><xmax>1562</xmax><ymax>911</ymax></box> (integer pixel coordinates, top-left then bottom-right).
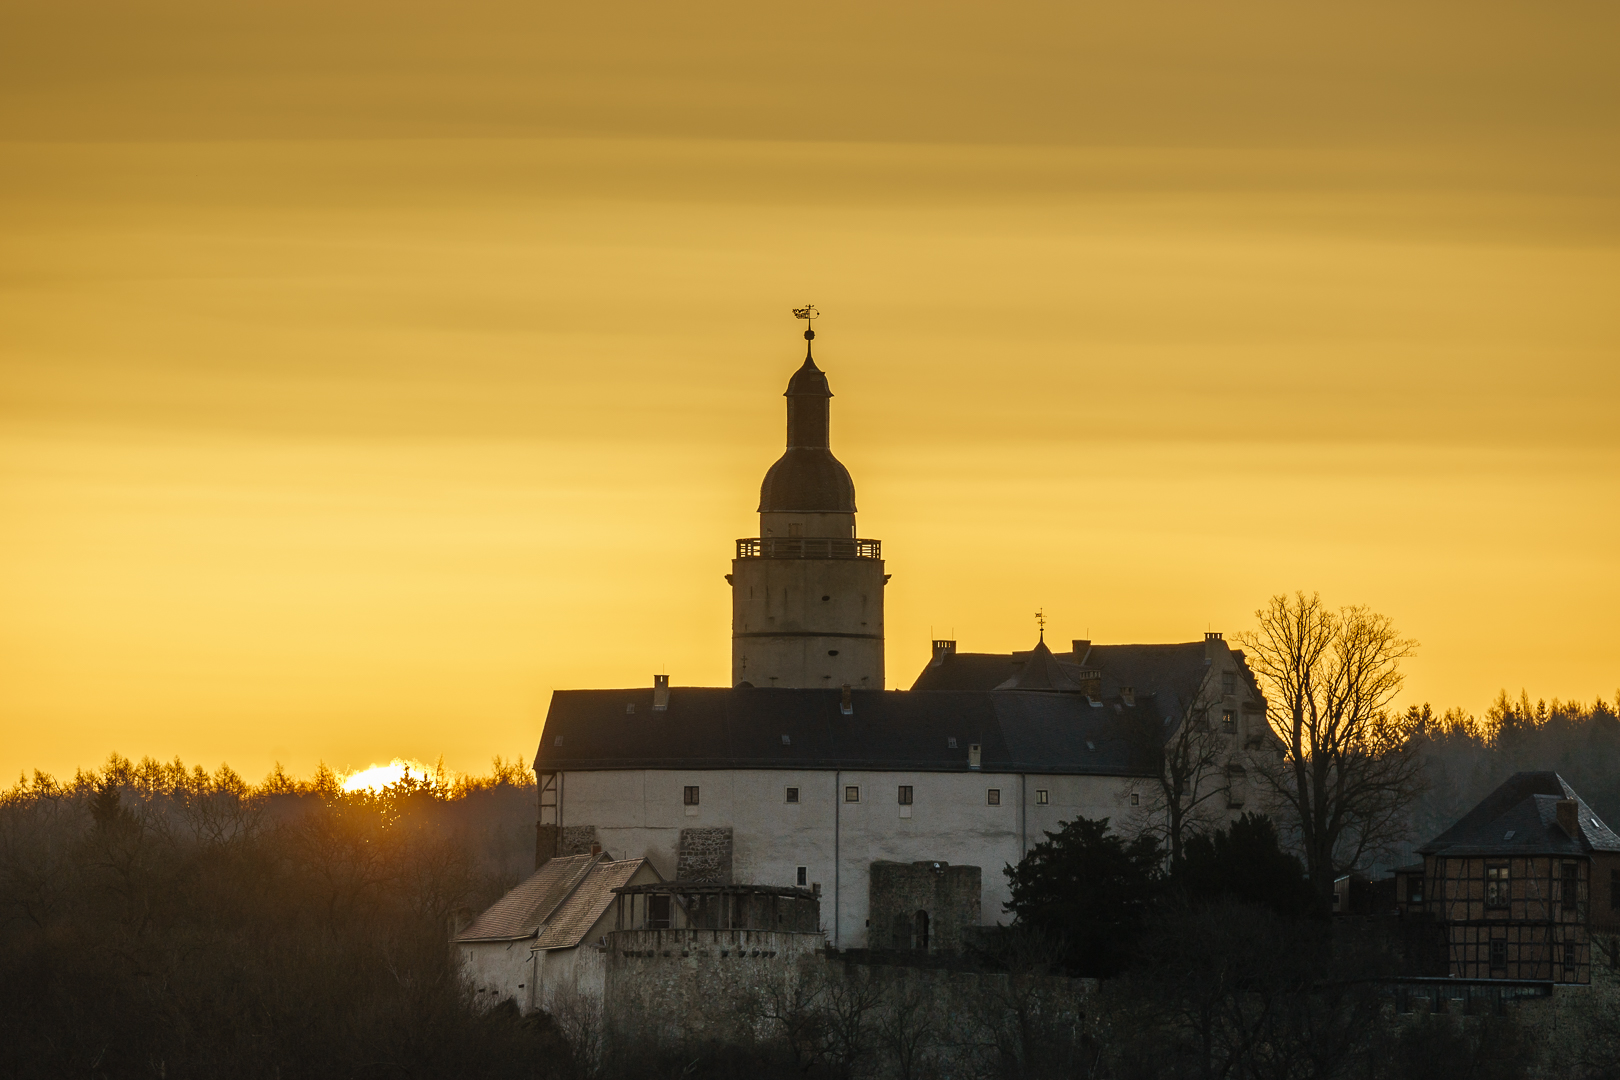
<box><xmin>994</xmin><ymin>638</ymin><xmax>1085</xmax><ymax>692</ymax></box>
<box><xmin>911</xmin><ymin>641</ymin><xmax>1245</xmax><ymax>724</ymax></box>
<box><xmin>455</xmin><ymin>854</ymin><xmax>599</xmax><ymax>942</ymax></box>
<box><xmin>457</xmin><ymin>854</ymin><xmax>660</xmax><ymax>948</ymax></box>
<box><xmin>1418</xmin><ymin>772</ymin><xmax>1620</xmax><ymax>857</ymax></box>
<box><xmin>533</xmin><ymin>686</ymin><xmax>1164</xmax><ymax>776</ymax></box>
<box><xmin>534</xmin><ymin>859</ymin><xmax>653</xmax><ymax>950</ymax></box>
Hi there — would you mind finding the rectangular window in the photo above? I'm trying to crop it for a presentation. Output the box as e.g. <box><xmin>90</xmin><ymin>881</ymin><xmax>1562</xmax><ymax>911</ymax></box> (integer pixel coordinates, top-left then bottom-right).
<box><xmin>785</xmin><ymin>787</ymin><xmax>800</xmax><ymax>804</ymax></box>
<box><xmin>1221</xmin><ymin>710</ymin><xmax>1236</xmax><ymax>731</ymax></box>
<box><xmin>796</xmin><ymin>866</ymin><xmax>807</xmax><ymax>887</ymax></box>
<box><xmin>897</xmin><ymin>785</ymin><xmax>913</xmax><ymax>805</ymax></box>
<box><xmin>1489</xmin><ymin>938</ymin><xmax>1507</xmax><ymax>971</ymax></box>
<box><xmin>1407</xmin><ymin>876</ymin><xmax>1424</xmax><ymax>905</ymax></box>
<box><xmin>845</xmin><ymin>786</ymin><xmax>859</xmax><ymax>802</ymax></box>
<box><xmin>649</xmin><ymin>893</ymin><xmax>672</xmax><ymax>930</ymax></box>
<box><xmin>1035</xmin><ymin>789</ymin><xmax>1048</xmax><ymax>805</ymax></box>
<box><xmin>1130</xmin><ymin>792</ymin><xmax>1140</xmax><ymax>807</ymax></box>
<box><xmin>1221</xmin><ymin>671</ymin><xmax>1235</xmax><ymax>694</ymax></box>
<box><xmin>1562</xmin><ymin>862</ymin><xmax>1580</xmax><ymax>914</ymax></box>
<box><xmin>947</xmin><ymin>737</ymin><xmax>957</xmax><ymax>749</ymax></box>
<box><xmin>1486</xmin><ymin>864</ymin><xmax>1509</xmax><ymax>908</ymax></box>
<box><xmin>683</xmin><ymin>785</ymin><xmax>700</xmax><ymax>806</ymax></box>
<box><xmin>987</xmin><ymin>789</ymin><xmax>1001</xmax><ymax>806</ymax></box>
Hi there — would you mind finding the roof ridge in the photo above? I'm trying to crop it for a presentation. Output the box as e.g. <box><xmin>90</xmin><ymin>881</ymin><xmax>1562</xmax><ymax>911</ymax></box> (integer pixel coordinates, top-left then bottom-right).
<box><xmin>534</xmin><ymin>852</ymin><xmax>607</xmax><ymax>933</ymax></box>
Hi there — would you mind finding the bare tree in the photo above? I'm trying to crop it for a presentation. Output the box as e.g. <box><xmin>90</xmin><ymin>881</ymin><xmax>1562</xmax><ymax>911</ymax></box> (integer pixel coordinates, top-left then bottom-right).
<box><xmin>1126</xmin><ymin>668</ymin><xmax>1233</xmax><ymax>867</ymax></box>
<box><xmin>1237</xmin><ymin>592</ymin><xmax>1424</xmax><ymax>913</ymax></box>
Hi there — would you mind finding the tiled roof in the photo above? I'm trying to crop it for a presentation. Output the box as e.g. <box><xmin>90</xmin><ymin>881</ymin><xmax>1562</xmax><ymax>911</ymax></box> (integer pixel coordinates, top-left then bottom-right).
<box><xmin>911</xmin><ymin>641</ymin><xmax>1239</xmax><ymax>717</ymax></box>
<box><xmin>454</xmin><ymin>854</ymin><xmax>598</xmax><ymax>942</ymax></box>
<box><xmin>534</xmin><ymin>859</ymin><xmax>650</xmax><ymax>950</ymax></box>
<box><xmin>1418</xmin><ymin>772</ymin><xmax>1620</xmax><ymax>857</ymax></box>
<box><xmin>534</xmin><ymin>686</ymin><xmax>1165</xmax><ymax>776</ymax></box>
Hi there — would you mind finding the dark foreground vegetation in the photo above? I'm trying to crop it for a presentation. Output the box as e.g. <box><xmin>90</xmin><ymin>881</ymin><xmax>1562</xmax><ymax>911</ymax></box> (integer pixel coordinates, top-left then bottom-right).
<box><xmin>4</xmin><ymin>673</ymin><xmax>1619</xmax><ymax>1080</ymax></box>
<box><xmin>0</xmin><ymin>756</ymin><xmax>566</xmax><ymax>1080</ymax></box>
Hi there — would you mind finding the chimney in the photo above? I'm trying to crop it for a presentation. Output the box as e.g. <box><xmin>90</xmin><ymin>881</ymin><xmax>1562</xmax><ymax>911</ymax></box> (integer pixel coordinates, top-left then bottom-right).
<box><xmin>653</xmin><ymin>674</ymin><xmax>669</xmax><ymax>711</ymax></box>
<box><xmin>1072</xmin><ymin>639</ymin><xmax>1091</xmax><ymax>663</ymax></box>
<box><xmin>1205</xmin><ymin>631</ymin><xmax>1222</xmax><ymax>666</ymax></box>
<box><xmin>590</xmin><ymin>842</ymin><xmax>603</xmax><ymax>857</ymax></box>
<box><xmin>1557</xmin><ymin>799</ymin><xmax>1579</xmax><ymax>839</ymax></box>
<box><xmin>931</xmin><ymin>639</ymin><xmax>957</xmax><ymax>667</ymax></box>
<box><xmin>840</xmin><ymin>684</ymin><xmax>853</xmax><ymax>715</ymax></box>
<box><xmin>968</xmin><ymin>743</ymin><xmax>982</xmax><ymax>769</ymax></box>
<box><xmin>1120</xmin><ymin>685</ymin><xmax>1136</xmax><ymax>707</ymax></box>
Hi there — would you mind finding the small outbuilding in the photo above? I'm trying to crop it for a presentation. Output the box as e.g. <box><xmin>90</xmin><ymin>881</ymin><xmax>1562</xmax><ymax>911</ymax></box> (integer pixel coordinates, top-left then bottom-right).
<box><xmin>456</xmin><ymin>851</ymin><xmax>662</xmax><ymax>1012</ymax></box>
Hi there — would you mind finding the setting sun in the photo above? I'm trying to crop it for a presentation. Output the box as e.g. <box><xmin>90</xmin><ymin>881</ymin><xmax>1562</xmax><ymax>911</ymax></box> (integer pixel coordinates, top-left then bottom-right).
<box><xmin>339</xmin><ymin>757</ymin><xmax>441</xmax><ymax>795</ymax></box>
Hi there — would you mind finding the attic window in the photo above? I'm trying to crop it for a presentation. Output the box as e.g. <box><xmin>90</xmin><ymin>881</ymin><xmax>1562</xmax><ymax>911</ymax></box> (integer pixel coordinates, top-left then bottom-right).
<box><xmin>1504</xmin><ymin>830</ymin><xmax>1515</xmax><ymax>840</ymax></box>
<box><xmin>786</xmin><ymin>787</ymin><xmax>800</xmax><ymax>804</ymax></box>
<box><xmin>554</xmin><ymin>736</ymin><xmax>563</xmax><ymax>746</ymax></box>
<box><xmin>947</xmin><ymin>737</ymin><xmax>957</xmax><ymax>749</ymax></box>
<box><xmin>626</xmin><ymin>703</ymin><xmax>635</xmax><ymax>714</ymax></box>
<box><xmin>781</xmin><ymin>735</ymin><xmax>791</xmax><ymax>746</ymax></box>
<box><xmin>1086</xmin><ymin>740</ymin><xmax>1096</xmax><ymax>751</ymax></box>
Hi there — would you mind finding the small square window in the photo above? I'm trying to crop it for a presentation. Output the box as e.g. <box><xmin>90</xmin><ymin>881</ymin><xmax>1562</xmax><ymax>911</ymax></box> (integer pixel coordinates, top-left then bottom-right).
<box><xmin>987</xmin><ymin>789</ymin><xmax>1001</xmax><ymax>806</ymax></box>
<box><xmin>898</xmin><ymin>785</ymin><xmax>913</xmax><ymax>806</ymax></box>
<box><xmin>554</xmin><ymin>736</ymin><xmax>564</xmax><ymax>746</ymax></box>
<box><xmin>781</xmin><ymin>735</ymin><xmax>791</xmax><ymax>745</ymax></box>
<box><xmin>1486</xmin><ymin>864</ymin><xmax>1509</xmax><ymax>908</ymax></box>
<box><xmin>785</xmin><ymin>787</ymin><xmax>800</xmax><ymax>804</ymax></box>
<box><xmin>1490</xmin><ymin>939</ymin><xmax>1507</xmax><ymax>971</ymax></box>
<box><xmin>1035</xmin><ymin>789</ymin><xmax>1048</xmax><ymax>805</ymax></box>
<box><xmin>1221</xmin><ymin>710</ymin><xmax>1236</xmax><ymax>731</ymax></box>
<box><xmin>796</xmin><ymin>866</ymin><xmax>807</xmax><ymax>887</ymax></box>
<box><xmin>626</xmin><ymin>703</ymin><xmax>635</xmax><ymax>714</ymax></box>
<box><xmin>947</xmin><ymin>737</ymin><xmax>957</xmax><ymax>749</ymax></box>
<box><xmin>845</xmin><ymin>786</ymin><xmax>860</xmax><ymax>803</ymax></box>
<box><xmin>1130</xmin><ymin>792</ymin><xmax>1140</xmax><ymax>807</ymax></box>
<box><xmin>683</xmin><ymin>785</ymin><xmax>699</xmax><ymax>806</ymax></box>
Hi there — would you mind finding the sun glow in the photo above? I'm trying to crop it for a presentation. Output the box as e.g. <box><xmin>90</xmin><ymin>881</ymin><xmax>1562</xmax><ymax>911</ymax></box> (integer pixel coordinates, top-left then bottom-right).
<box><xmin>340</xmin><ymin>758</ymin><xmax>441</xmax><ymax>794</ymax></box>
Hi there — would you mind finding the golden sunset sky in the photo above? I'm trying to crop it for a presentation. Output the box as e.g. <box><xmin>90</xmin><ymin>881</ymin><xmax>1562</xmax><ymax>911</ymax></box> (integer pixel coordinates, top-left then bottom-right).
<box><xmin>2</xmin><ymin>1</ymin><xmax>1616</xmax><ymax>783</ymax></box>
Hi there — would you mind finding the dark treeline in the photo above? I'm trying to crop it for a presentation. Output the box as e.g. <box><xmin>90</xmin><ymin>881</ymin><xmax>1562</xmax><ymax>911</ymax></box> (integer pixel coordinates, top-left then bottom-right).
<box><xmin>1401</xmin><ymin>691</ymin><xmax>1620</xmax><ymax>868</ymax></box>
<box><xmin>0</xmin><ymin>755</ymin><xmax>569</xmax><ymax>1080</ymax></box>
<box><xmin>5</xmin><ymin>683</ymin><xmax>1619</xmax><ymax>1080</ymax></box>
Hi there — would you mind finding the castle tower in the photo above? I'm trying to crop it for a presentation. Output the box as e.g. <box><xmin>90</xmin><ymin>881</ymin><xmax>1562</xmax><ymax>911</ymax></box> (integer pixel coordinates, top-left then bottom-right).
<box><xmin>730</xmin><ymin>325</ymin><xmax>886</xmax><ymax>689</ymax></box>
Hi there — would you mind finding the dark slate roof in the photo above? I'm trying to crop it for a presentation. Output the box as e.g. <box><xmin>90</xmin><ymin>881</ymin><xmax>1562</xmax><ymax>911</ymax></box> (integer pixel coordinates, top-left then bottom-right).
<box><xmin>1418</xmin><ymin>772</ymin><xmax>1620</xmax><ymax>857</ymax></box>
<box><xmin>758</xmin><ymin>447</ymin><xmax>856</xmax><ymax>513</ymax></box>
<box><xmin>912</xmin><ymin>640</ymin><xmax>1251</xmax><ymax>720</ymax></box>
<box><xmin>994</xmin><ymin>638</ymin><xmax>1085</xmax><ymax>691</ymax></box>
<box><xmin>532</xmin><ymin>687</ymin><xmax>1165</xmax><ymax>776</ymax></box>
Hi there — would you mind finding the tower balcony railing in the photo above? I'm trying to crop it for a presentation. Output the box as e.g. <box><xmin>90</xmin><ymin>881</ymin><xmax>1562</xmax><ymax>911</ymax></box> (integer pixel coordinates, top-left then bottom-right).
<box><xmin>736</xmin><ymin>537</ymin><xmax>881</xmax><ymax>560</ymax></box>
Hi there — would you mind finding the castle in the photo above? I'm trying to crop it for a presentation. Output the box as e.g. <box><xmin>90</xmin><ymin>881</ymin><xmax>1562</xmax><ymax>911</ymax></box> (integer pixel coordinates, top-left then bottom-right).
<box><xmin>458</xmin><ymin>319</ymin><xmax>1268</xmax><ymax>1010</ymax></box>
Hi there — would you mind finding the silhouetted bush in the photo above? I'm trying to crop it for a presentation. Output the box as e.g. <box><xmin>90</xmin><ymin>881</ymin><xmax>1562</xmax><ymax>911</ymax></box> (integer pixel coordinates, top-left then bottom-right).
<box><xmin>1003</xmin><ymin>816</ymin><xmax>1163</xmax><ymax>978</ymax></box>
<box><xmin>1174</xmin><ymin>811</ymin><xmax>1316</xmax><ymax>920</ymax></box>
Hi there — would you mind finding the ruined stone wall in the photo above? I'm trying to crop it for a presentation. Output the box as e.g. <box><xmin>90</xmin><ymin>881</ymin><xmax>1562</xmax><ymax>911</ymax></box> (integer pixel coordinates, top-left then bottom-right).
<box><xmin>677</xmin><ymin>826</ymin><xmax>733</xmax><ymax>883</ymax></box>
<box><xmin>559</xmin><ymin>825</ymin><xmax>597</xmax><ymax>856</ymax></box>
<box><xmin>602</xmin><ymin>927</ymin><xmax>825</xmax><ymax>1046</ymax></box>
<box><xmin>601</xmin><ymin>937</ymin><xmax>1095</xmax><ymax>1076</ymax></box>
<box><xmin>868</xmin><ymin>861</ymin><xmax>981</xmax><ymax>955</ymax></box>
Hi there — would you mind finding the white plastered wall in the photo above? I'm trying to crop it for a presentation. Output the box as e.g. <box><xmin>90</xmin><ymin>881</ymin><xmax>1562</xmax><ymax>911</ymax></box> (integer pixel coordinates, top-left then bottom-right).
<box><xmin>559</xmin><ymin>766</ymin><xmax>1142</xmax><ymax>948</ymax></box>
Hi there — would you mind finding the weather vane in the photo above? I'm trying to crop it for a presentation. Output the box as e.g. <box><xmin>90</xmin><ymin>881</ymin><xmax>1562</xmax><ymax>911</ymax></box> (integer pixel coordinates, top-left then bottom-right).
<box><xmin>793</xmin><ymin>305</ymin><xmax>819</xmax><ymax>358</ymax></box>
<box><xmin>1035</xmin><ymin>608</ymin><xmax>1046</xmax><ymax>642</ymax></box>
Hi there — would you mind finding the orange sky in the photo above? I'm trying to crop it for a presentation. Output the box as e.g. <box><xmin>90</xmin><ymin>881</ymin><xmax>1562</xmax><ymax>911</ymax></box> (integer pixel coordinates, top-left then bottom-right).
<box><xmin>2</xmin><ymin>1</ymin><xmax>1617</xmax><ymax>784</ymax></box>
